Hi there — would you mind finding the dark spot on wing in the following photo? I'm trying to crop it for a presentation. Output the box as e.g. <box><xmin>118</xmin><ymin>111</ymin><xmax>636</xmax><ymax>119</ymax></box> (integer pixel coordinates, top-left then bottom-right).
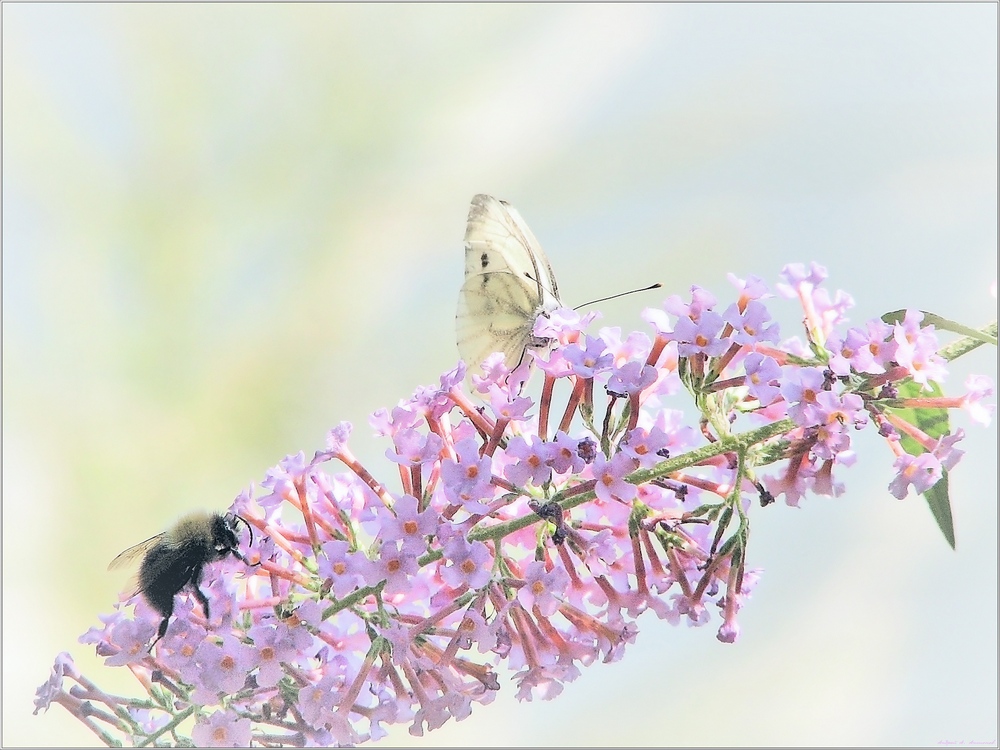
<box><xmin>480</xmin><ymin>252</ymin><xmax>489</xmax><ymax>270</ymax></box>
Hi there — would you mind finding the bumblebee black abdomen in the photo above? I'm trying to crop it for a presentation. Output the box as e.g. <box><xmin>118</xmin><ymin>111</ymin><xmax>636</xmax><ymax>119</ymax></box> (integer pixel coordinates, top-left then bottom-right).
<box><xmin>140</xmin><ymin>542</ymin><xmax>204</xmax><ymax>613</ymax></box>
<box><xmin>139</xmin><ymin>539</ymin><xmax>211</xmax><ymax>640</ymax></box>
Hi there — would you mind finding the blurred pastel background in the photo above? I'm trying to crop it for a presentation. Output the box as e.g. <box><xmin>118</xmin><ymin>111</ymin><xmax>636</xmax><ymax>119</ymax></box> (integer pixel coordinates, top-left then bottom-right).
<box><xmin>4</xmin><ymin>3</ymin><xmax>996</xmax><ymax>747</ymax></box>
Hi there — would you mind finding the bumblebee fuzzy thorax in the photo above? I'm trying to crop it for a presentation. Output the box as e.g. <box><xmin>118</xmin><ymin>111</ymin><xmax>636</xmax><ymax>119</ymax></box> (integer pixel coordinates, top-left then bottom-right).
<box><xmin>167</xmin><ymin>511</ymin><xmax>246</xmax><ymax>563</ymax></box>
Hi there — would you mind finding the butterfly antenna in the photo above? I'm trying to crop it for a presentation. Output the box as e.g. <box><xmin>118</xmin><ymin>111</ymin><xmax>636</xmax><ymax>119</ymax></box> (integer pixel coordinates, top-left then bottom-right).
<box><xmin>523</xmin><ymin>271</ymin><xmax>558</xmax><ymax>299</ymax></box>
<box><xmin>573</xmin><ymin>283</ymin><xmax>662</xmax><ymax>311</ymax></box>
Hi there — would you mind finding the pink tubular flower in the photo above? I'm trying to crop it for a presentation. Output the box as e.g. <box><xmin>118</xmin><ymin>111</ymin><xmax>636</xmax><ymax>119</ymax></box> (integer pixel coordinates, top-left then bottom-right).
<box><xmin>721</xmin><ymin>300</ymin><xmax>780</xmax><ymax>345</ymax></box>
<box><xmin>503</xmin><ymin>434</ymin><xmax>553</xmax><ymax>488</ymax></box>
<box><xmin>368</xmin><ymin>540</ymin><xmax>419</xmax><ymax>596</ymax></box>
<box><xmin>192</xmin><ymin>710</ymin><xmax>252</xmax><ymax>748</ymax></box>
<box><xmin>378</xmin><ymin>494</ymin><xmax>439</xmax><ymax>554</ymax></box>
<box><xmin>298</xmin><ymin>674</ymin><xmax>348</xmax><ymax>733</ymax></box>
<box><xmin>775</xmin><ymin>262</ymin><xmax>853</xmax><ymax>346</ymax></box>
<box><xmin>777</xmin><ymin>261</ymin><xmax>827</xmax><ymax>291</ymax></box>
<box><xmin>932</xmin><ymin>429</ymin><xmax>965</xmax><ymax>471</ymax></box>
<box><xmin>318</xmin><ymin>539</ymin><xmax>373</xmax><ymax>598</ymax></box>
<box><xmin>534</xmin><ymin>345</ymin><xmax>574</xmax><ymax>378</ymax></box>
<box><xmin>815</xmin><ymin>391</ymin><xmax>867</xmax><ymax>430</ymax></box>
<box><xmin>669</xmin><ymin>310</ymin><xmax>730</xmax><ymax>357</ymax></box>
<box><xmin>563</xmin><ymin>334</ymin><xmax>614</xmax><ymax>378</ymax></box>
<box><xmin>781</xmin><ymin>366</ymin><xmax>828</xmax><ymax>427</ymax></box>
<box><xmin>534</xmin><ymin>307</ymin><xmax>600</xmax><ymax>343</ymax></box>
<box><xmin>441</xmin><ymin>537</ymin><xmax>494</xmax><ymax>590</ymax></box>
<box><xmin>888</xmin><ymin>452</ymin><xmax>943</xmax><ymax>499</ymax></box>
<box><xmin>101</xmin><ymin>618</ymin><xmax>156</xmax><ymax>667</ymax></box>
<box><xmin>743</xmin><ymin>352</ymin><xmax>782</xmax><ymax>406</ymax></box>
<box><xmin>193</xmin><ymin>634</ymin><xmax>256</xmax><ymax>697</ymax></box>
<box><xmin>325</xmin><ymin>421</ymin><xmax>353</xmax><ymax>456</ymax></box>
<box><xmin>892</xmin><ymin>310</ymin><xmax>948</xmax><ymax>388</ymax></box>
<box><xmin>386</xmin><ymin>427</ymin><xmax>443</xmax><ymax>467</ymax></box>
<box><xmin>43</xmin><ymin>261</ymin><xmax>991</xmax><ymax>748</ymax></box>
<box><xmin>488</xmin><ymin>385</ymin><xmax>534</xmax><ymax>422</ymax></box>
<box><xmin>619</xmin><ymin>425</ymin><xmax>672</xmax><ymax>468</ymax></box>
<box><xmin>728</xmin><ymin>272</ymin><xmax>772</xmax><ymax>305</ymax></box>
<box><xmin>962</xmin><ymin>374</ymin><xmax>995</xmax><ymax>426</ymax></box>
<box><xmin>664</xmin><ymin>285</ymin><xmax>718</xmax><ymax>321</ymax></box>
<box><xmin>516</xmin><ymin>561</ymin><xmax>570</xmax><ymax>617</ymax></box>
<box><xmin>592</xmin><ymin>451</ymin><xmax>639</xmax><ymax>504</ymax></box>
<box><xmin>157</xmin><ymin>617</ymin><xmax>210</xmax><ymax>683</ymax></box>
<box><xmin>548</xmin><ymin>431</ymin><xmax>587</xmax><ymax>475</ymax></box>
<box><xmin>600</xmin><ymin>327</ymin><xmax>654</xmax><ymax>366</ymax></box>
<box><xmin>606</xmin><ymin>361</ymin><xmax>658</xmax><ymax>397</ymax></box>
<box><xmin>471</xmin><ymin>352</ymin><xmax>513</xmax><ymax>392</ymax></box>
<box><xmin>247</xmin><ymin>621</ymin><xmax>313</xmax><ymax>688</ymax></box>
<box><xmin>441</xmin><ymin>437</ymin><xmax>496</xmax><ymax>512</ymax></box>
<box><xmin>33</xmin><ymin>652</ymin><xmax>74</xmax><ymax>715</ymax></box>
<box><xmin>827</xmin><ymin>319</ymin><xmax>898</xmax><ymax>376</ymax></box>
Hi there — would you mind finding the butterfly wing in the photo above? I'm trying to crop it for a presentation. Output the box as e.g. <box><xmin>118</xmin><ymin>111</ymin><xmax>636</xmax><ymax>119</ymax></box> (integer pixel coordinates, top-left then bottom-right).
<box><xmin>456</xmin><ymin>194</ymin><xmax>562</xmax><ymax>371</ymax></box>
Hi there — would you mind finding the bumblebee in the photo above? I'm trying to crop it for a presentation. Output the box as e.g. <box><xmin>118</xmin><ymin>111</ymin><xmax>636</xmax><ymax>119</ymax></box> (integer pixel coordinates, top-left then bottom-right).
<box><xmin>109</xmin><ymin>511</ymin><xmax>253</xmax><ymax>644</ymax></box>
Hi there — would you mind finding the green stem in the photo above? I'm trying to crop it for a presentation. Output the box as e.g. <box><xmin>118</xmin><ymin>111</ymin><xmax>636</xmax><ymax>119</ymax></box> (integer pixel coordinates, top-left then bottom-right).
<box><xmin>136</xmin><ymin>705</ymin><xmax>195</xmax><ymax>747</ymax></box>
<box><xmin>731</xmin><ymin>448</ymin><xmax>749</xmax><ymax>525</ymax></box>
<box><xmin>625</xmin><ymin>418</ymin><xmax>794</xmax><ymax>487</ymax></box>
<box><xmin>468</xmin><ymin>418</ymin><xmax>795</xmax><ymax>543</ymax></box>
<box><xmin>938</xmin><ymin>321</ymin><xmax>997</xmax><ymax>362</ymax></box>
<box><xmin>321</xmin><ymin>582</ymin><xmax>384</xmax><ymax>620</ymax></box>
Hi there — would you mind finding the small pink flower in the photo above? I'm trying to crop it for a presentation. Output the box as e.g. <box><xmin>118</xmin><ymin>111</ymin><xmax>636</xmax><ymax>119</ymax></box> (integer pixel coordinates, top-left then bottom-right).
<box><xmin>889</xmin><ymin>452</ymin><xmax>942</xmax><ymax>499</ymax></box>
<box><xmin>516</xmin><ymin>561</ymin><xmax>570</xmax><ymax>617</ymax></box>
<box><xmin>592</xmin><ymin>452</ymin><xmax>639</xmax><ymax>504</ymax></box>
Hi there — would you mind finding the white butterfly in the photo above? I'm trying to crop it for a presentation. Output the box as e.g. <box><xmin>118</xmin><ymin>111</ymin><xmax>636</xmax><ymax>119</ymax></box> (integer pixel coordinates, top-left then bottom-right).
<box><xmin>456</xmin><ymin>194</ymin><xmax>563</xmax><ymax>374</ymax></box>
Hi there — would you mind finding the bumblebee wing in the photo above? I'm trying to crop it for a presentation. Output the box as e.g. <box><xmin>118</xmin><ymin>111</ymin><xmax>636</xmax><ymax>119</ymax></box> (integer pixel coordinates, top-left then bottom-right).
<box><xmin>107</xmin><ymin>533</ymin><xmax>165</xmax><ymax>571</ymax></box>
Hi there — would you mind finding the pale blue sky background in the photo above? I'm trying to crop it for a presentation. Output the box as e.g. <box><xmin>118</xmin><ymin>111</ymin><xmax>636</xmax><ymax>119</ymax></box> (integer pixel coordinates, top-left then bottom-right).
<box><xmin>4</xmin><ymin>3</ymin><xmax>997</xmax><ymax>747</ymax></box>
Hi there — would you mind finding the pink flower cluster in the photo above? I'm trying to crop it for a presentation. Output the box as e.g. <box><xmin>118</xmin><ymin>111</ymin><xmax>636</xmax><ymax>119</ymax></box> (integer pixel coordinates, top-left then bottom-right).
<box><xmin>35</xmin><ymin>264</ymin><xmax>994</xmax><ymax>747</ymax></box>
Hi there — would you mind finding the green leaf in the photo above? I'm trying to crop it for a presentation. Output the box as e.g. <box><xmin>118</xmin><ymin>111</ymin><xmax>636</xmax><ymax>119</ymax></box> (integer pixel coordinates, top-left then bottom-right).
<box><xmin>883</xmin><ymin>379</ymin><xmax>956</xmax><ymax>548</ymax></box>
<box><xmin>922</xmin><ymin>471</ymin><xmax>956</xmax><ymax>550</ymax></box>
<box><xmin>881</xmin><ymin>309</ymin><xmax>998</xmax><ymax>346</ymax></box>
<box><xmin>885</xmin><ymin>379</ymin><xmax>950</xmax><ymax>449</ymax></box>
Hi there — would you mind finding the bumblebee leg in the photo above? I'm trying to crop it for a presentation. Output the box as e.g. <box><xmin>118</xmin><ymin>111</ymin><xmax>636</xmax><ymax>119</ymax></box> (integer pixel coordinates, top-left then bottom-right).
<box><xmin>148</xmin><ymin>604</ymin><xmax>173</xmax><ymax>650</ymax></box>
<box><xmin>190</xmin><ymin>564</ymin><xmax>211</xmax><ymax>622</ymax></box>
<box><xmin>149</xmin><ymin>616</ymin><xmax>170</xmax><ymax>648</ymax></box>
